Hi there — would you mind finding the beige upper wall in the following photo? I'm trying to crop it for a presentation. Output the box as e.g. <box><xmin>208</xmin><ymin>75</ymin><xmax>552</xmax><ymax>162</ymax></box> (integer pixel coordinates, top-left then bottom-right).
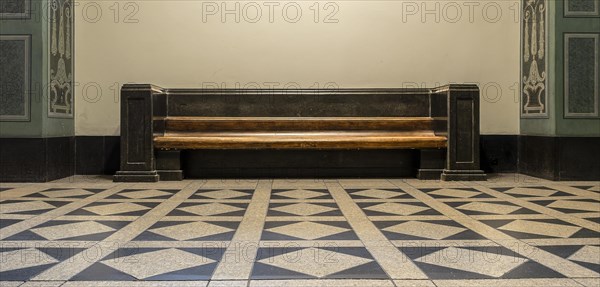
<box><xmin>75</xmin><ymin>0</ymin><xmax>520</xmax><ymax>135</ymax></box>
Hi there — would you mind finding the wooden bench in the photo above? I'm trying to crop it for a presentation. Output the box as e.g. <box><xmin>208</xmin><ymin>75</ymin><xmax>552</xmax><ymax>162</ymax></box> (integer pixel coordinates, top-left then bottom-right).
<box><xmin>113</xmin><ymin>84</ymin><xmax>486</xmax><ymax>182</ymax></box>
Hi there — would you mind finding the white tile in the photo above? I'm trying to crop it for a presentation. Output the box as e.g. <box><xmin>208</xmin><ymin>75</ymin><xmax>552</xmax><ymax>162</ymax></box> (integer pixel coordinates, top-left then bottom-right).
<box><xmin>102</xmin><ymin>248</ymin><xmax>215</xmax><ymax>279</ymax></box>
<box><xmin>250</xmin><ymin>279</ymin><xmax>394</xmax><ymax>287</ymax></box>
<box><xmin>267</xmin><ymin>221</ymin><xmax>348</xmax><ymax>240</ymax></box>
<box><xmin>415</xmin><ymin>247</ymin><xmax>527</xmax><ymax>278</ymax></box>
<box><xmin>574</xmin><ymin>278</ymin><xmax>600</xmax><ymax>287</ymax></box>
<box><xmin>0</xmin><ymin>201</ymin><xmax>55</xmax><ymax>214</ymax></box>
<box><xmin>62</xmin><ymin>281</ymin><xmax>208</xmax><ymax>287</ymax></box>
<box><xmin>383</xmin><ymin>221</ymin><xmax>466</xmax><ymax>240</ymax></box>
<box><xmin>271</xmin><ymin>203</ymin><xmax>336</xmax><ymax>216</ymax></box>
<box><xmin>352</xmin><ymin>189</ymin><xmax>404</xmax><ymax>199</ymax></box>
<box><xmin>275</xmin><ymin>190</ymin><xmax>327</xmax><ymax>199</ymax></box>
<box><xmin>83</xmin><ymin>202</ymin><xmax>150</xmax><ymax>215</ymax></box>
<box><xmin>434</xmin><ymin>279</ymin><xmax>582</xmax><ymax>287</ymax></box>
<box><xmin>31</xmin><ymin>221</ymin><xmax>115</xmax><ymax>240</ymax></box>
<box><xmin>498</xmin><ymin>220</ymin><xmax>581</xmax><ymax>238</ymax></box>
<box><xmin>150</xmin><ymin>221</ymin><xmax>233</xmax><ymax>240</ymax></box>
<box><xmin>118</xmin><ymin>190</ymin><xmax>172</xmax><ymax>199</ymax></box>
<box><xmin>208</xmin><ymin>281</ymin><xmax>247</xmax><ymax>287</ymax></box>
<box><xmin>504</xmin><ymin>187</ymin><xmax>557</xmax><ymax>197</ymax></box>
<box><xmin>257</xmin><ymin>247</ymin><xmax>372</xmax><ymax>278</ymax></box>
<box><xmin>180</xmin><ymin>203</ymin><xmax>244</xmax><ymax>216</ymax></box>
<box><xmin>19</xmin><ymin>281</ymin><xmax>65</xmax><ymax>287</ymax></box>
<box><xmin>548</xmin><ymin>200</ymin><xmax>600</xmax><ymax>212</ymax></box>
<box><xmin>0</xmin><ymin>248</ymin><xmax>59</xmax><ymax>272</ymax></box>
<box><xmin>199</xmin><ymin>190</ymin><xmax>249</xmax><ymax>199</ymax></box>
<box><xmin>39</xmin><ymin>189</ymin><xmax>94</xmax><ymax>198</ymax></box>
<box><xmin>567</xmin><ymin>245</ymin><xmax>600</xmax><ymax>265</ymax></box>
<box><xmin>393</xmin><ymin>280</ymin><xmax>436</xmax><ymax>287</ymax></box>
<box><xmin>457</xmin><ymin>202</ymin><xmax>520</xmax><ymax>215</ymax></box>
<box><xmin>364</xmin><ymin>203</ymin><xmax>429</xmax><ymax>216</ymax></box>
<box><xmin>429</xmin><ymin>189</ymin><xmax>480</xmax><ymax>198</ymax></box>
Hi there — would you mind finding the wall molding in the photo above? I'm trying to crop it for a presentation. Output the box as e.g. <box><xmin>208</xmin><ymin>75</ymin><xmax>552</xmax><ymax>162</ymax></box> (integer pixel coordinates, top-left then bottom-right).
<box><xmin>564</xmin><ymin>33</ymin><xmax>600</xmax><ymax>118</ymax></box>
<box><xmin>0</xmin><ymin>0</ymin><xmax>31</xmax><ymax>19</ymax></box>
<box><xmin>48</xmin><ymin>0</ymin><xmax>74</xmax><ymax>118</ymax></box>
<box><xmin>0</xmin><ymin>34</ymin><xmax>31</xmax><ymax>121</ymax></box>
<box><xmin>564</xmin><ymin>0</ymin><xmax>600</xmax><ymax>17</ymax></box>
<box><xmin>521</xmin><ymin>0</ymin><xmax>549</xmax><ymax>118</ymax></box>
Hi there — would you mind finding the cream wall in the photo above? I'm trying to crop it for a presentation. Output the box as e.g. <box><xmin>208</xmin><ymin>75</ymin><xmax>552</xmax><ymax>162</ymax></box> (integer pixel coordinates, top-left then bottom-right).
<box><xmin>74</xmin><ymin>0</ymin><xmax>521</xmax><ymax>135</ymax></box>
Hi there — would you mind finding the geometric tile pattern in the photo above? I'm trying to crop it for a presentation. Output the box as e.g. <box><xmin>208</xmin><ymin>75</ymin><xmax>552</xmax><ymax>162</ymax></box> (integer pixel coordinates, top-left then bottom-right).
<box><xmin>31</xmin><ymin>221</ymin><xmax>116</xmax><ymax>240</ymax></box>
<box><xmin>0</xmin><ymin>247</ymin><xmax>86</xmax><ymax>280</ymax></box>
<box><xmin>101</xmin><ymin>248</ymin><xmax>216</xmax><ymax>279</ymax></box>
<box><xmin>0</xmin><ymin>200</ymin><xmax>66</xmax><ymax>215</ymax></box>
<box><xmin>538</xmin><ymin>245</ymin><xmax>600</xmax><ymax>274</ymax></box>
<box><xmin>421</xmin><ymin>187</ymin><xmax>493</xmax><ymax>199</ymax></box>
<box><xmin>134</xmin><ymin>220</ymin><xmax>239</xmax><ymax>241</ymax></box>
<box><xmin>271</xmin><ymin>189</ymin><xmax>332</xmax><ymax>200</ymax></box>
<box><xmin>169</xmin><ymin>202</ymin><xmax>248</xmax><ymax>216</ymax></box>
<box><xmin>190</xmin><ymin>189</ymin><xmax>254</xmax><ymax>200</ymax></box>
<box><xmin>108</xmin><ymin>189</ymin><xmax>177</xmax><ymax>200</ymax></box>
<box><xmin>252</xmin><ymin>247</ymin><xmax>388</xmax><ymax>279</ymax></box>
<box><xmin>36</xmin><ymin>188</ymin><xmax>98</xmax><ymax>198</ymax></box>
<box><xmin>72</xmin><ymin>247</ymin><xmax>226</xmax><ymax>281</ymax></box>
<box><xmin>574</xmin><ymin>185</ymin><xmax>600</xmax><ymax>193</ymax></box>
<box><xmin>262</xmin><ymin>221</ymin><xmax>357</xmax><ymax>240</ymax></box>
<box><xmin>268</xmin><ymin>202</ymin><xmax>341</xmax><ymax>216</ymax></box>
<box><xmin>494</xmin><ymin>186</ymin><xmax>573</xmax><ymax>198</ymax></box>
<box><xmin>414</xmin><ymin>247</ymin><xmax>528</xmax><ymax>277</ymax></box>
<box><xmin>375</xmin><ymin>220</ymin><xmax>485</xmax><ymax>240</ymax></box>
<box><xmin>347</xmin><ymin>188</ymin><xmax>412</xmax><ymax>199</ymax></box>
<box><xmin>6</xmin><ymin>220</ymin><xmax>129</xmax><ymax>241</ymax></box>
<box><xmin>68</xmin><ymin>201</ymin><xmax>158</xmax><ymax>216</ymax></box>
<box><xmin>481</xmin><ymin>218</ymin><xmax>599</xmax><ymax>239</ymax></box>
<box><xmin>400</xmin><ymin>245</ymin><xmax>565</xmax><ymax>279</ymax></box>
<box><xmin>446</xmin><ymin>200</ymin><xmax>536</xmax><ymax>215</ymax></box>
<box><xmin>1</xmin><ymin>176</ymin><xmax>600</xmax><ymax>285</ymax></box>
<box><xmin>534</xmin><ymin>199</ymin><xmax>600</xmax><ymax>213</ymax></box>
<box><xmin>358</xmin><ymin>201</ymin><xmax>441</xmax><ymax>216</ymax></box>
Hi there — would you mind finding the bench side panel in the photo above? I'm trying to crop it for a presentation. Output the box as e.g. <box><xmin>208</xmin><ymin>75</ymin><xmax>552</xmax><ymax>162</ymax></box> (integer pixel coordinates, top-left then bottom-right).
<box><xmin>438</xmin><ymin>85</ymin><xmax>487</xmax><ymax>181</ymax></box>
<box><xmin>113</xmin><ymin>84</ymin><xmax>162</xmax><ymax>182</ymax></box>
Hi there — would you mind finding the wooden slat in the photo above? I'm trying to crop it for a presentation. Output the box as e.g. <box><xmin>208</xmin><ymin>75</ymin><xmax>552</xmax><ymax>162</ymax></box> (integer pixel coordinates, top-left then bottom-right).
<box><xmin>165</xmin><ymin>117</ymin><xmax>433</xmax><ymax>131</ymax></box>
<box><xmin>154</xmin><ymin>131</ymin><xmax>447</xmax><ymax>150</ymax></box>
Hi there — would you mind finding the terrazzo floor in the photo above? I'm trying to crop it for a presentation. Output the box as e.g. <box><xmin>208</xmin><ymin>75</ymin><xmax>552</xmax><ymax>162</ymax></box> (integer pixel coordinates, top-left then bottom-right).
<box><xmin>0</xmin><ymin>174</ymin><xmax>598</xmax><ymax>287</ymax></box>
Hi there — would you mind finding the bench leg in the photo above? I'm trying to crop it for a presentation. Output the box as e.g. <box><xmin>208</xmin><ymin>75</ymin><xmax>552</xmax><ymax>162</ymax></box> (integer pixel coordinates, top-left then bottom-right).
<box><xmin>156</xmin><ymin>150</ymin><xmax>183</xmax><ymax>181</ymax></box>
<box><xmin>417</xmin><ymin>149</ymin><xmax>445</xmax><ymax>180</ymax></box>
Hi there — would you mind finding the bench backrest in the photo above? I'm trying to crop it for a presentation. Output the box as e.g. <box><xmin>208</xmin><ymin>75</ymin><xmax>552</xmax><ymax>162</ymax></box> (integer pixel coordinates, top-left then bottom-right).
<box><xmin>164</xmin><ymin>89</ymin><xmax>432</xmax><ymax>117</ymax></box>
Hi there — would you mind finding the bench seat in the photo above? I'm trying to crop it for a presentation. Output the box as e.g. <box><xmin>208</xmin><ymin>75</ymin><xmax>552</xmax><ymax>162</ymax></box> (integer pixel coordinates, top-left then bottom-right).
<box><xmin>155</xmin><ymin>132</ymin><xmax>447</xmax><ymax>149</ymax></box>
<box><xmin>154</xmin><ymin>116</ymin><xmax>447</xmax><ymax>149</ymax></box>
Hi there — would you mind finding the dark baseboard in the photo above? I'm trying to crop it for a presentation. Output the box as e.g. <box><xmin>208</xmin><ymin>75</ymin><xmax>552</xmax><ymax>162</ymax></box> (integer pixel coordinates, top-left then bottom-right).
<box><xmin>0</xmin><ymin>137</ymin><xmax>74</xmax><ymax>182</ymax></box>
<box><xmin>1</xmin><ymin>135</ymin><xmax>597</xmax><ymax>181</ymax></box>
<box><xmin>0</xmin><ymin>136</ymin><xmax>118</xmax><ymax>182</ymax></box>
<box><xmin>75</xmin><ymin>136</ymin><xmax>120</xmax><ymax>175</ymax></box>
<box><xmin>518</xmin><ymin>135</ymin><xmax>600</xmax><ymax>181</ymax></box>
<box><xmin>480</xmin><ymin>135</ymin><xmax>518</xmax><ymax>173</ymax></box>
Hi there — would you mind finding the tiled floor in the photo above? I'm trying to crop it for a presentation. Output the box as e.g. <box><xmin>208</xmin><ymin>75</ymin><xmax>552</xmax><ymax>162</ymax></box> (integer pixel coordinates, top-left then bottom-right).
<box><xmin>0</xmin><ymin>174</ymin><xmax>598</xmax><ymax>287</ymax></box>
